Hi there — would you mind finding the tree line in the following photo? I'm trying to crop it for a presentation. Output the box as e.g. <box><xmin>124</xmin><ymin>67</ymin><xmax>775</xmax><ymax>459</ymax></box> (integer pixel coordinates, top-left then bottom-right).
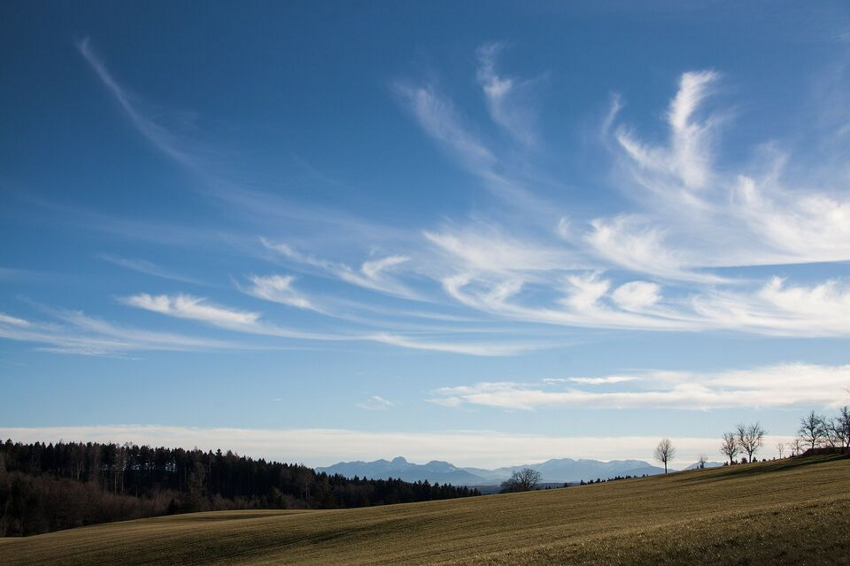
<box><xmin>795</xmin><ymin>408</ymin><xmax>850</xmax><ymax>453</ymax></box>
<box><xmin>719</xmin><ymin>408</ymin><xmax>850</xmax><ymax>465</ymax></box>
<box><xmin>0</xmin><ymin>439</ymin><xmax>479</xmax><ymax>537</ymax></box>
<box><xmin>654</xmin><ymin>406</ymin><xmax>850</xmax><ymax>471</ymax></box>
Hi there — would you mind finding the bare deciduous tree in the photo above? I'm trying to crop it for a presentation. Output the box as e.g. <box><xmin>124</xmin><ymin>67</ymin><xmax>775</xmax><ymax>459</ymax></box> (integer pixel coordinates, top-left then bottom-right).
<box><xmin>736</xmin><ymin>423</ymin><xmax>766</xmax><ymax>463</ymax></box>
<box><xmin>799</xmin><ymin>411</ymin><xmax>827</xmax><ymax>451</ymax></box>
<box><xmin>697</xmin><ymin>454</ymin><xmax>708</xmax><ymax>469</ymax></box>
<box><xmin>500</xmin><ymin>468</ymin><xmax>542</xmax><ymax>492</ymax></box>
<box><xmin>775</xmin><ymin>442</ymin><xmax>784</xmax><ymax>458</ymax></box>
<box><xmin>720</xmin><ymin>432</ymin><xmax>739</xmax><ymax>465</ymax></box>
<box><xmin>654</xmin><ymin>438</ymin><xmax>676</xmax><ymax>474</ymax></box>
<box><xmin>825</xmin><ymin>407</ymin><xmax>850</xmax><ymax>449</ymax></box>
<box><xmin>837</xmin><ymin>406</ymin><xmax>850</xmax><ymax>449</ymax></box>
<box><xmin>825</xmin><ymin>419</ymin><xmax>841</xmax><ymax>448</ymax></box>
<box><xmin>787</xmin><ymin>438</ymin><xmax>803</xmax><ymax>457</ymax></box>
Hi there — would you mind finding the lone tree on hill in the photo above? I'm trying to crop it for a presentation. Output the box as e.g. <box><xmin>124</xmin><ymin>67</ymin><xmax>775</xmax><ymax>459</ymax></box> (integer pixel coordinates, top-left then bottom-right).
<box><xmin>720</xmin><ymin>432</ymin><xmax>739</xmax><ymax>465</ymax></box>
<box><xmin>736</xmin><ymin>423</ymin><xmax>766</xmax><ymax>463</ymax></box>
<box><xmin>775</xmin><ymin>442</ymin><xmax>785</xmax><ymax>458</ymax></box>
<box><xmin>654</xmin><ymin>438</ymin><xmax>676</xmax><ymax>474</ymax></box>
<box><xmin>500</xmin><ymin>468</ymin><xmax>542</xmax><ymax>492</ymax></box>
<box><xmin>799</xmin><ymin>411</ymin><xmax>827</xmax><ymax>451</ymax></box>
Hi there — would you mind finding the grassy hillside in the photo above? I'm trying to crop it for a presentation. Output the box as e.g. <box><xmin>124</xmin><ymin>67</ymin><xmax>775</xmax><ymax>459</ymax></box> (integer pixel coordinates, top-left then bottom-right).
<box><xmin>3</xmin><ymin>455</ymin><xmax>849</xmax><ymax>565</ymax></box>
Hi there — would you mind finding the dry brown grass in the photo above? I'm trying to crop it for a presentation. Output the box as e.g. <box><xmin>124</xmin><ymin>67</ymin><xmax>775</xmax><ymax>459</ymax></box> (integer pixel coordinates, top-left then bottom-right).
<box><xmin>3</xmin><ymin>455</ymin><xmax>848</xmax><ymax>565</ymax></box>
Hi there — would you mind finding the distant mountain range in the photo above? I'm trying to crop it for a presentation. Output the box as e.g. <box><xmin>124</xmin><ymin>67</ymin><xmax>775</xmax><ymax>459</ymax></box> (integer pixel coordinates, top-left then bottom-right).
<box><xmin>317</xmin><ymin>457</ymin><xmax>484</xmax><ymax>486</ymax></box>
<box><xmin>317</xmin><ymin>456</ymin><xmax>680</xmax><ymax>485</ymax></box>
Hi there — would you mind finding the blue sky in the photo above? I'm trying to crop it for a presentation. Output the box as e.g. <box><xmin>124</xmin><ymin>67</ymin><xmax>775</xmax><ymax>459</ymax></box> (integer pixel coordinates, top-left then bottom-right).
<box><xmin>2</xmin><ymin>2</ymin><xmax>850</xmax><ymax>467</ymax></box>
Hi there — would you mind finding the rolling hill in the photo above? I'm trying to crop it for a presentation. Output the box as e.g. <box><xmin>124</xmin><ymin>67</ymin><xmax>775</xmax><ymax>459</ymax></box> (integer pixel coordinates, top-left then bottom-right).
<box><xmin>3</xmin><ymin>454</ymin><xmax>848</xmax><ymax>565</ymax></box>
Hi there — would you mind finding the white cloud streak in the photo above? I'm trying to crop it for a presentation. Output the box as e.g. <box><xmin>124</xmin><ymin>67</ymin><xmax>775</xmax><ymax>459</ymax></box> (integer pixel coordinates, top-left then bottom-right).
<box><xmin>122</xmin><ymin>293</ymin><xmax>538</xmax><ymax>356</ymax></box>
<box><xmin>442</xmin><ymin>271</ymin><xmax>698</xmax><ymax>332</ymax></box>
<box><xmin>356</xmin><ymin>396</ymin><xmax>395</xmax><ymax>411</ymax></box>
<box><xmin>476</xmin><ymin>42</ymin><xmax>539</xmax><ymax>146</ymax></box>
<box><xmin>561</xmin><ymin>376</ymin><xmax>638</xmax><ymax>386</ymax></box>
<box><xmin>393</xmin><ymin>81</ymin><xmax>497</xmax><ymax>175</ymax></box>
<box><xmin>585</xmin><ymin>216</ymin><xmax>726</xmax><ymax>283</ymax></box>
<box><xmin>366</xmin><ymin>332</ymin><xmax>537</xmax><ymax>357</ymax></box>
<box><xmin>615</xmin><ymin>70</ymin><xmax>720</xmax><ymax>193</ymax></box>
<box><xmin>123</xmin><ymin>294</ymin><xmax>261</xmax><ymax>327</ymax></box>
<box><xmin>240</xmin><ymin>275</ymin><xmax>315</xmax><ymax>310</ymax></box>
<box><xmin>0</xmin><ymin>308</ymin><xmax>245</xmax><ymax>357</ymax></box>
<box><xmin>98</xmin><ymin>254</ymin><xmax>202</xmax><ymax>285</ymax></box>
<box><xmin>392</xmin><ymin>76</ymin><xmax>553</xmax><ymax>211</ymax></box>
<box><xmin>261</xmin><ymin>238</ymin><xmax>420</xmax><ymax>300</ymax></box>
<box><xmin>425</xmin><ymin>224</ymin><xmax>578</xmax><ymax>274</ymax></box>
<box><xmin>78</xmin><ymin>38</ymin><xmax>193</xmax><ymax>165</ymax></box>
<box><xmin>432</xmin><ymin>363</ymin><xmax>850</xmax><ymax>411</ymax></box>
<box><xmin>693</xmin><ymin>277</ymin><xmax>850</xmax><ymax>337</ymax></box>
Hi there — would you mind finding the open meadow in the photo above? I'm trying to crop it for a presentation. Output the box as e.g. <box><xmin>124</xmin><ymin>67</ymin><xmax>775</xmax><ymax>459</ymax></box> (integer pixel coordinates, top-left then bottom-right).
<box><xmin>2</xmin><ymin>454</ymin><xmax>848</xmax><ymax>565</ymax></box>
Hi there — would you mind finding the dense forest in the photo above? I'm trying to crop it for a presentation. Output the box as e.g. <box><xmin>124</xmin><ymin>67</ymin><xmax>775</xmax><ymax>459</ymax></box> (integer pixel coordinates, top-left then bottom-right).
<box><xmin>0</xmin><ymin>439</ymin><xmax>479</xmax><ymax>537</ymax></box>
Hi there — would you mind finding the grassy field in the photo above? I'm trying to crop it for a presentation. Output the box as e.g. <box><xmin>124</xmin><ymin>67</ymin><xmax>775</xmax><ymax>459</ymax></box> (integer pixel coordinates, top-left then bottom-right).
<box><xmin>3</xmin><ymin>455</ymin><xmax>849</xmax><ymax>565</ymax></box>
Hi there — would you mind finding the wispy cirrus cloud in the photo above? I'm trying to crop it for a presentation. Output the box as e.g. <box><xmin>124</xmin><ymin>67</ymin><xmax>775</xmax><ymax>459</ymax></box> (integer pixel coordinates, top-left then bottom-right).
<box><xmin>261</xmin><ymin>238</ymin><xmax>420</xmax><ymax>300</ymax></box>
<box><xmin>476</xmin><ymin>42</ymin><xmax>541</xmax><ymax>147</ymax></box>
<box><xmin>98</xmin><ymin>254</ymin><xmax>203</xmax><ymax>285</ymax></box>
<box><xmin>0</xmin><ymin>306</ymin><xmax>246</xmax><ymax>357</ymax></box>
<box><xmin>566</xmin><ymin>376</ymin><xmax>638</xmax><ymax>385</ymax></box>
<box><xmin>70</xmin><ymin>38</ymin><xmax>850</xmax><ymax>349</ymax></box>
<box><xmin>78</xmin><ymin>38</ymin><xmax>409</xmax><ymax>256</ymax></box>
<box><xmin>393</xmin><ymin>80</ymin><xmax>497</xmax><ymax>177</ymax></box>
<box><xmin>441</xmin><ymin>269</ymin><xmax>850</xmax><ymax>337</ymax></box>
<box><xmin>605</xmin><ymin>69</ymin><xmax>850</xmax><ymax>270</ymax></box>
<box><xmin>122</xmin><ymin>293</ymin><xmax>538</xmax><ymax>356</ymax></box>
<box><xmin>239</xmin><ymin>274</ymin><xmax>315</xmax><ymax>311</ymax></box>
<box><xmin>399</xmin><ymin>62</ymin><xmax>850</xmax><ymax>338</ymax></box>
<box><xmin>121</xmin><ymin>293</ymin><xmax>338</xmax><ymax>341</ymax></box>
<box><xmin>366</xmin><ymin>332</ymin><xmax>538</xmax><ymax>357</ymax></box>
<box><xmin>123</xmin><ymin>293</ymin><xmax>259</xmax><ymax>326</ymax></box>
<box><xmin>432</xmin><ymin>363</ymin><xmax>850</xmax><ymax>411</ymax></box>
<box><xmin>78</xmin><ymin>37</ymin><xmax>195</xmax><ymax>165</ymax></box>
<box><xmin>339</xmin><ymin>255</ymin><xmax>416</xmax><ymax>299</ymax></box>
<box><xmin>615</xmin><ymin>70</ymin><xmax>721</xmax><ymax>194</ymax></box>
<box><xmin>693</xmin><ymin>277</ymin><xmax>850</xmax><ymax>337</ymax></box>
<box><xmin>441</xmin><ymin>271</ymin><xmax>698</xmax><ymax>332</ymax></box>
<box><xmin>392</xmin><ymin>74</ymin><xmax>553</xmax><ymax>212</ymax></box>
<box><xmin>609</xmin><ymin>281</ymin><xmax>662</xmax><ymax>312</ymax></box>
<box><xmin>425</xmin><ymin>223</ymin><xmax>578</xmax><ymax>274</ymax></box>
<box><xmin>585</xmin><ymin>215</ymin><xmax>727</xmax><ymax>284</ymax></box>
<box><xmin>356</xmin><ymin>396</ymin><xmax>395</xmax><ymax>411</ymax></box>
<box><xmin>0</xmin><ymin>313</ymin><xmax>31</xmax><ymax>327</ymax></box>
